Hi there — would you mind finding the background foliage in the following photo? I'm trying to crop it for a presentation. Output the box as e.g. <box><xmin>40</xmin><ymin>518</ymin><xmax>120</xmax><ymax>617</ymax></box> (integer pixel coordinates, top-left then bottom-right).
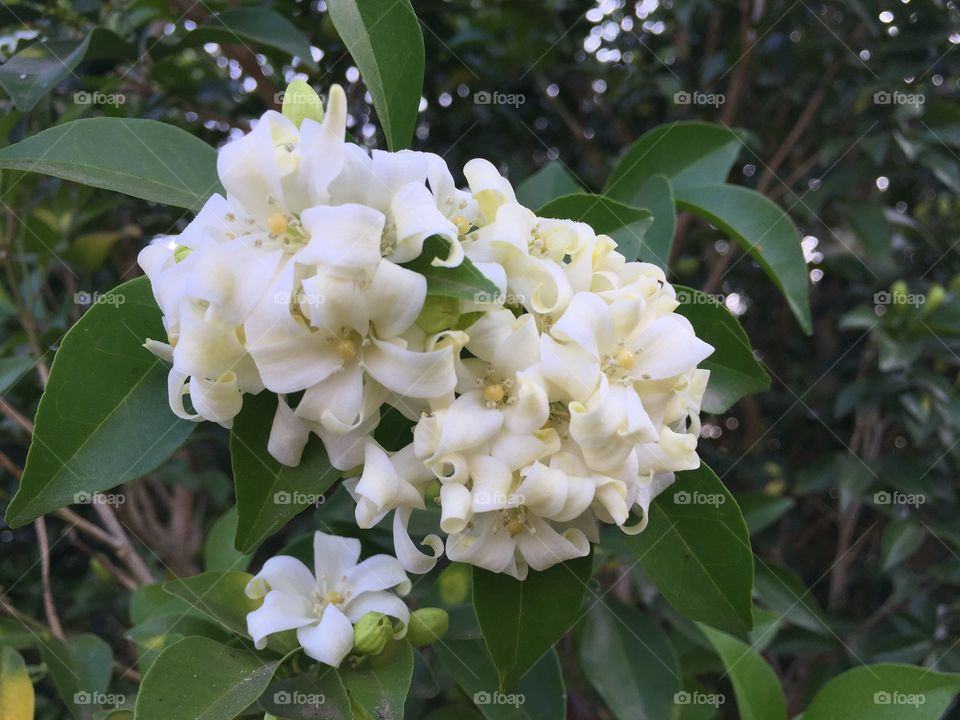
<box><xmin>1</xmin><ymin>0</ymin><xmax>960</xmax><ymax>718</ymax></box>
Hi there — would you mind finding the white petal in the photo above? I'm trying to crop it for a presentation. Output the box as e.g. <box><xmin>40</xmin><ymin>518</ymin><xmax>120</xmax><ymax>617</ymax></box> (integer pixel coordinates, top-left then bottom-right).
<box><xmin>445</xmin><ymin>513</ymin><xmax>518</xmax><ymax>575</ymax></box>
<box><xmin>296</xmin><ymin>364</ymin><xmax>365</xmax><ymax>432</ymax></box>
<box><xmin>217</xmin><ymin>110</ymin><xmax>288</xmax><ymax>219</ymax></box>
<box><xmin>389</xmin><ymin>182</ymin><xmax>461</xmax><ymax>265</ymax></box>
<box><xmin>246</xmin><ymin>591</ymin><xmax>314</xmax><ymax>649</ymax></box>
<box><xmin>346</xmin><ymin>555</ymin><xmax>411</xmax><ymax>596</ymax></box>
<box><xmin>440</xmin><ymin>483</ymin><xmax>473</xmax><ymax>534</ymax></box>
<box><xmin>343</xmin><ymin>591</ymin><xmax>410</xmax><ymax>634</ymax></box>
<box><xmin>363</xmin><ymin>339</ymin><xmax>457</xmax><ymax>398</ymax></box>
<box><xmin>393</xmin><ymin>507</ymin><xmax>443</xmax><ymax>574</ymax></box>
<box><xmin>299</xmin><ymin>84</ymin><xmax>347</xmax><ymax>205</ymax></box>
<box><xmin>552</xmin><ymin>292</ymin><xmax>613</xmax><ymax>355</ymax></box>
<box><xmin>515</xmin><ymin>516</ymin><xmax>590</xmax><ymax>572</ymax></box>
<box><xmin>623</xmin><ymin>472</ymin><xmax>676</xmax><ymax>534</ymax></box>
<box><xmin>297</xmin><ymin>605</ymin><xmax>354</xmax><ymax>667</ymax></box>
<box><xmin>632</xmin><ymin>315</ymin><xmax>714</xmax><ymax>380</ymax></box>
<box><xmin>313</xmin><ymin>532</ymin><xmax>361</xmax><ymax>584</ymax></box>
<box><xmin>246</xmin><ymin>556</ymin><xmax>316</xmax><ymax>599</ymax></box>
<box><xmin>539</xmin><ymin>335</ymin><xmax>600</xmax><ymax>401</ymax></box>
<box><xmin>188</xmin><ymin>374</ymin><xmax>243</xmax><ymax>427</ymax></box>
<box><xmin>268</xmin><ymin>395</ymin><xmax>311</xmax><ymax>467</ymax></box>
<box><xmin>470</xmin><ymin>455</ymin><xmax>516</xmax><ymax>513</ymax></box>
<box><xmin>365</xmin><ymin>260</ymin><xmax>427</xmax><ymax>339</ymax></box>
<box><xmin>296</xmin><ymin>203</ymin><xmax>386</xmax><ymax>272</ymax></box>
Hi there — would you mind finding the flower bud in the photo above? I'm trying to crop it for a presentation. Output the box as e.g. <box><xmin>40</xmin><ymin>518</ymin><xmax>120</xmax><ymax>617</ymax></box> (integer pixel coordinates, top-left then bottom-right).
<box><xmin>352</xmin><ymin>612</ymin><xmax>393</xmax><ymax>656</ymax></box>
<box><xmin>891</xmin><ymin>280</ymin><xmax>909</xmax><ymax>305</ymax></box>
<box><xmin>281</xmin><ymin>80</ymin><xmax>324</xmax><ymax>128</ymax></box>
<box><xmin>406</xmin><ymin>608</ymin><xmax>449</xmax><ymax>647</ymax></box>
<box><xmin>924</xmin><ymin>284</ymin><xmax>945</xmax><ymax>314</ymax></box>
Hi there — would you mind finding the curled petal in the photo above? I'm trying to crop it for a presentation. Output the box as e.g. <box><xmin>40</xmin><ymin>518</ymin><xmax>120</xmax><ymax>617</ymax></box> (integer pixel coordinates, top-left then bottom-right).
<box><xmin>297</xmin><ymin>604</ymin><xmax>354</xmax><ymax>667</ymax></box>
<box><xmin>393</xmin><ymin>507</ymin><xmax>443</xmax><ymax>574</ymax></box>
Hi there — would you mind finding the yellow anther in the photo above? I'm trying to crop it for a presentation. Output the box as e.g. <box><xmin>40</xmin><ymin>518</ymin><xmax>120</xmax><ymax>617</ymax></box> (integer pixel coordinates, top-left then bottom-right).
<box><xmin>324</xmin><ymin>591</ymin><xmax>344</xmax><ymax>605</ymax></box>
<box><xmin>267</xmin><ymin>212</ymin><xmax>289</xmax><ymax>235</ymax></box>
<box><xmin>452</xmin><ymin>215</ymin><xmax>471</xmax><ymax>236</ymax></box>
<box><xmin>506</xmin><ymin>519</ymin><xmax>526</xmax><ymax>536</ymax></box>
<box><xmin>336</xmin><ymin>338</ymin><xmax>357</xmax><ymax>360</ymax></box>
<box><xmin>615</xmin><ymin>348</ymin><xmax>636</xmax><ymax>370</ymax></box>
<box><xmin>483</xmin><ymin>383</ymin><xmax>505</xmax><ymax>404</ymax></box>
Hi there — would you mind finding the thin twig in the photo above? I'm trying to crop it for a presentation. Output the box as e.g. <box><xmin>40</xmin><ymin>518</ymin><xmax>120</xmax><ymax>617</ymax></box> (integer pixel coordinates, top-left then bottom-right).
<box><xmin>34</xmin><ymin>517</ymin><xmax>65</xmax><ymax>640</ymax></box>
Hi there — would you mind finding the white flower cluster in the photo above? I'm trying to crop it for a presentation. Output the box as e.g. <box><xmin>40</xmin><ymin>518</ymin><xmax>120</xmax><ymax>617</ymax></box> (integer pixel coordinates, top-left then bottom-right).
<box><xmin>140</xmin><ymin>84</ymin><xmax>713</xmax><ymax>581</ymax></box>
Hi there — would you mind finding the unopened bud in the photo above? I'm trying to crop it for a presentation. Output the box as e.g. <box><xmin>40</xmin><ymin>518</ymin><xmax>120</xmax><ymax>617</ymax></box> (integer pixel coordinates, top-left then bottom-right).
<box><xmin>173</xmin><ymin>244</ymin><xmax>192</xmax><ymax>263</ymax></box>
<box><xmin>925</xmin><ymin>284</ymin><xmax>945</xmax><ymax>314</ymax></box>
<box><xmin>281</xmin><ymin>80</ymin><xmax>324</xmax><ymax>128</ymax></box>
<box><xmin>352</xmin><ymin>612</ymin><xmax>393</xmax><ymax>656</ymax></box>
<box><xmin>406</xmin><ymin>608</ymin><xmax>449</xmax><ymax>647</ymax></box>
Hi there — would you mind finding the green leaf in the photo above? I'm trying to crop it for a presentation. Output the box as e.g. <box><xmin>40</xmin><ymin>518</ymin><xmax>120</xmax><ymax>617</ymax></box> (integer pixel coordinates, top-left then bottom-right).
<box><xmin>328</xmin><ymin>0</ymin><xmax>424</xmax><ymax>150</ymax></box>
<box><xmin>473</xmin><ymin>553</ymin><xmax>592</xmax><ymax>691</ymax></box>
<box><xmin>698</xmin><ymin>624</ymin><xmax>787</xmax><ymax>720</ymax></box>
<box><xmin>0</xmin><ymin>356</ymin><xmax>36</xmax><ymax>396</ymax></box>
<box><xmin>579</xmin><ymin>600</ymin><xmax>680</xmax><ymax>720</ymax></box>
<box><xmin>204</xmin><ymin>506</ymin><xmax>254</xmax><ymax>572</ymax></box>
<box><xmin>604</xmin><ymin>122</ymin><xmax>741</xmax><ymax>202</ymax></box>
<box><xmin>0</xmin><ymin>118</ymin><xmax>221</xmax><ymax>211</ymax></box>
<box><xmin>184</xmin><ymin>9</ymin><xmax>316</xmax><ymax>70</ymax></box>
<box><xmin>39</xmin><ymin>633</ymin><xmax>112</xmax><ymax>720</ymax></box>
<box><xmin>674</xmin><ymin>286</ymin><xmax>770</xmax><ymax>413</ymax></box>
<box><xmin>126</xmin><ymin>613</ymin><xmax>229</xmax><ymax>676</ymax></box>
<box><xmin>161</xmin><ymin>571</ymin><xmax>259</xmax><ymax>640</ymax></box>
<box><xmin>842</xmin><ymin>201</ymin><xmax>891</xmax><ymax>260</ymax></box>
<box><xmin>625</xmin><ymin>464</ymin><xmax>753</xmax><ymax>634</ymax></box>
<box><xmin>401</xmin><ymin>236</ymin><xmax>500</xmax><ymax>302</ymax></box>
<box><xmin>436</xmin><ymin>639</ymin><xmax>565</xmax><ymax>720</ymax></box>
<box><xmin>339</xmin><ymin>640</ymin><xmax>414</xmax><ymax>720</ymax></box>
<box><xmin>0</xmin><ymin>647</ymin><xmax>34</xmax><ymax>720</ymax></box>
<box><xmin>261</xmin><ymin>666</ymin><xmax>352</xmax><ymax>719</ymax></box>
<box><xmin>516</xmin><ymin>162</ymin><xmax>581</xmax><ymax>209</ymax></box>
<box><xmin>632</xmin><ymin>174</ymin><xmax>675</xmax><ymax>268</ymax></box>
<box><xmin>135</xmin><ymin>636</ymin><xmax>281</xmax><ymax>720</ymax></box>
<box><xmin>5</xmin><ymin>277</ymin><xmax>195</xmax><ymax>527</ymax></box>
<box><xmin>537</xmin><ymin>193</ymin><xmax>653</xmax><ymax>262</ymax></box>
<box><xmin>673</xmin><ymin>184</ymin><xmax>812</xmax><ymax>334</ymax></box>
<box><xmin>880</xmin><ymin>519</ymin><xmax>926</xmax><ymax>572</ymax></box>
<box><xmin>231</xmin><ymin>392</ymin><xmax>339</xmax><ymax>553</ymax></box>
<box><xmin>0</xmin><ymin>37</ymin><xmax>91</xmax><ymax>111</ymax></box>
<box><xmin>804</xmin><ymin>664</ymin><xmax>960</xmax><ymax>720</ymax></box>
<box><xmin>736</xmin><ymin>493</ymin><xmax>795</xmax><ymax>535</ymax></box>
<box><xmin>753</xmin><ymin>563</ymin><xmax>829</xmax><ymax>637</ymax></box>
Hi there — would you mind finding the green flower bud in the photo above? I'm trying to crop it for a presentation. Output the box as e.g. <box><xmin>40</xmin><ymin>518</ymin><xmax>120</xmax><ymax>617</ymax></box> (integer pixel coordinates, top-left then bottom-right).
<box><xmin>891</xmin><ymin>280</ymin><xmax>909</xmax><ymax>305</ymax></box>
<box><xmin>173</xmin><ymin>244</ymin><xmax>193</xmax><ymax>263</ymax></box>
<box><xmin>925</xmin><ymin>284</ymin><xmax>945</xmax><ymax>314</ymax></box>
<box><xmin>406</xmin><ymin>608</ymin><xmax>449</xmax><ymax>647</ymax></box>
<box><xmin>352</xmin><ymin>612</ymin><xmax>393</xmax><ymax>656</ymax></box>
<box><xmin>281</xmin><ymin>80</ymin><xmax>324</xmax><ymax>128</ymax></box>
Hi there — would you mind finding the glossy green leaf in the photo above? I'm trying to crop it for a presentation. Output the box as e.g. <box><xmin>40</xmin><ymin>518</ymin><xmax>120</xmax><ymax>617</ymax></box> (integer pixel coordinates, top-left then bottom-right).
<box><xmin>804</xmin><ymin>664</ymin><xmax>960</xmax><ymax>720</ymax></box>
<box><xmin>39</xmin><ymin>633</ymin><xmax>112</xmax><ymax>720</ymax></box>
<box><xmin>136</xmin><ymin>636</ymin><xmax>280</xmax><ymax>720</ymax></box>
<box><xmin>538</xmin><ymin>193</ymin><xmax>652</xmax><ymax>262</ymax></box>
<box><xmin>632</xmin><ymin>174</ymin><xmax>675</xmax><ymax>268</ymax></box>
<box><xmin>753</xmin><ymin>563</ymin><xmax>829</xmax><ymax>637</ymax></box>
<box><xmin>230</xmin><ymin>392</ymin><xmax>339</xmax><ymax>553</ymax></box>
<box><xmin>0</xmin><ymin>118</ymin><xmax>221</xmax><ymax>211</ymax></box>
<box><xmin>401</xmin><ymin>236</ymin><xmax>500</xmax><ymax>302</ymax></box>
<box><xmin>0</xmin><ymin>647</ymin><xmax>34</xmax><ymax>720</ymax></box>
<box><xmin>516</xmin><ymin>162</ymin><xmax>581</xmax><ymax>209</ymax></box>
<box><xmin>579</xmin><ymin>600</ymin><xmax>680</xmax><ymax>720</ymax></box>
<box><xmin>5</xmin><ymin>278</ymin><xmax>195</xmax><ymax>527</ymax></box>
<box><xmin>674</xmin><ymin>184</ymin><xmax>812</xmax><ymax>334</ymax></box>
<box><xmin>736</xmin><ymin>493</ymin><xmax>795</xmax><ymax>535</ymax></box>
<box><xmin>843</xmin><ymin>201</ymin><xmax>891</xmax><ymax>260</ymax></box>
<box><xmin>126</xmin><ymin>613</ymin><xmax>230</xmax><ymax>676</ymax></box>
<box><xmin>204</xmin><ymin>506</ymin><xmax>254</xmax><ymax>572</ymax></box>
<box><xmin>161</xmin><ymin>571</ymin><xmax>258</xmax><ymax>640</ymax></box>
<box><xmin>261</xmin><ymin>666</ymin><xmax>352</xmax><ymax>719</ymax></box>
<box><xmin>0</xmin><ymin>38</ymin><xmax>91</xmax><ymax>111</ymax></box>
<box><xmin>675</xmin><ymin>286</ymin><xmax>771</xmax><ymax>413</ymax></box>
<box><xmin>165</xmin><ymin>8</ymin><xmax>317</xmax><ymax>70</ymax></box>
<box><xmin>626</xmin><ymin>464</ymin><xmax>753</xmax><ymax>634</ymax></box>
<box><xmin>699</xmin><ymin>624</ymin><xmax>787</xmax><ymax>720</ymax></box>
<box><xmin>436</xmin><ymin>639</ymin><xmax>565</xmax><ymax>720</ymax></box>
<box><xmin>339</xmin><ymin>640</ymin><xmax>413</xmax><ymax>720</ymax></box>
<box><xmin>328</xmin><ymin>0</ymin><xmax>424</xmax><ymax>150</ymax></box>
<box><xmin>604</xmin><ymin>122</ymin><xmax>741</xmax><ymax>201</ymax></box>
<box><xmin>473</xmin><ymin>553</ymin><xmax>591</xmax><ymax>691</ymax></box>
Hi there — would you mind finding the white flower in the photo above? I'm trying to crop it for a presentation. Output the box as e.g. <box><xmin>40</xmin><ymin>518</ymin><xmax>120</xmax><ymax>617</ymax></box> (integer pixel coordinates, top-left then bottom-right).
<box><xmin>245</xmin><ymin>531</ymin><xmax>410</xmax><ymax>667</ymax></box>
